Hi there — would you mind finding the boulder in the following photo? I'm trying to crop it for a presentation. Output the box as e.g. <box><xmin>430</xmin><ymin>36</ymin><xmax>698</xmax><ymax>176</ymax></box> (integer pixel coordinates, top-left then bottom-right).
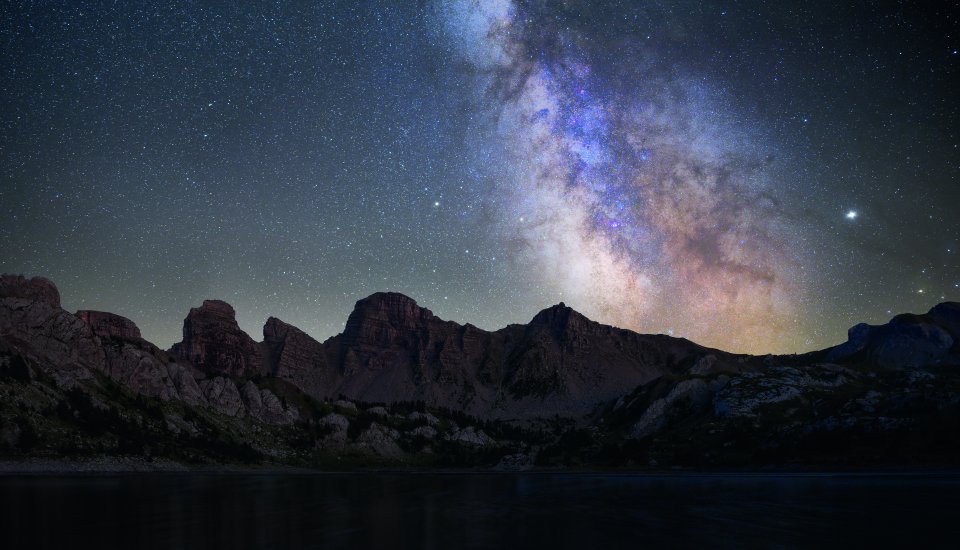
<box><xmin>240</xmin><ymin>381</ymin><xmax>295</xmax><ymax>425</ymax></box>
<box><xmin>354</xmin><ymin>422</ymin><xmax>403</xmax><ymax>458</ymax></box>
<box><xmin>318</xmin><ymin>413</ymin><xmax>350</xmax><ymax>443</ymax></box>
<box><xmin>199</xmin><ymin>377</ymin><xmax>245</xmax><ymax>417</ymax></box>
<box><xmin>446</xmin><ymin>426</ymin><xmax>493</xmax><ymax>446</ymax></box>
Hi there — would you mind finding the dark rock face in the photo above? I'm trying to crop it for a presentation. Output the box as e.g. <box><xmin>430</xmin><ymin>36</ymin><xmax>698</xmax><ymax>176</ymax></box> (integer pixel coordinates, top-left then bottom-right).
<box><xmin>76</xmin><ymin>310</ymin><xmax>142</xmax><ymax>340</ymax></box>
<box><xmin>239</xmin><ymin>380</ymin><xmax>296</xmax><ymax>425</ymax></box>
<box><xmin>324</xmin><ymin>292</ymin><xmax>498</xmax><ymax>414</ymax></box>
<box><xmin>170</xmin><ymin>300</ymin><xmax>264</xmax><ymax>376</ymax></box>
<box><xmin>99</xmin><ymin>336</ymin><xmax>204</xmax><ymax>405</ymax></box>
<box><xmin>0</xmin><ymin>274</ymin><xmax>61</xmax><ymax>308</ymax></box>
<box><xmin>341</xmin><ymin>292</ymin><xmax>435</xmax><ymax>347</ymax></box>
<box><xmin>0</xmin><ymin>276</ymin><xmax>103</xmax><ymax>375</ymax></box>
<box><xmin>0</xmin><ymin>282</ymin><xmax>313</xmax><ymax>426</ymax></box>
<box><xmin>1</xmin><ymin>278</ymin><xmax>206</xmax><ymax>404</ymax></box>
<box><xmin>507</xmin><ymin>303</ymin><xmax>706</xmax><ymax>402</ymax></box>
<box><xmin>262</xmin><ymin>317</ymin><xmax>332</xmax><ymax>396</ymax></box>
<box><xmin>825</xmin><ymin>302</ymin><xmax>960</xmax><ymax>368</ymax></box>
<box><xmin>315</xmin><ymin>294</ymin><xmax>714</xmax><ymax>418</ymax></box>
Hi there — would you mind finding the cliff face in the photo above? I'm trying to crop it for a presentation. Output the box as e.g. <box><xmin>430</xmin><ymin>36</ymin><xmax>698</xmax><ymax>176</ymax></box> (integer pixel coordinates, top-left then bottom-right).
<box><xmin>262</xmin><ymin>316</ymin><xmax>334</xmax><ymax>397</ymax></box>
<box><xmin>309</xmin><ymin>294</ymin><xmax>721</xmax><ymax>418</ymax></box>
<box><xmin>0</xmin><ymin>275</ymin><xmax>104</xmax><ymax>375</ymax></box>
<box><xmin>76</xmin><ymin>310</ymin><xmax>142</xmax><ymax>340</ymax></box>
<box><xmin>170</xmin><ymin>300</ymin><xmax>264</xmax><ymax>377</ymax></box>
<box><xmin>322</xmin><ymin>292</ymin><xmax>500</xmax><ymax>415</ymax></box>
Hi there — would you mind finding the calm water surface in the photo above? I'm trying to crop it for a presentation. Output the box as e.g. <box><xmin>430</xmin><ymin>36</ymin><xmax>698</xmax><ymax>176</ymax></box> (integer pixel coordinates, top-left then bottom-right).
<box><xmin>1</xmin><ymin>472</ymin><xmax>957</xmax><ymax>548</ymax></box>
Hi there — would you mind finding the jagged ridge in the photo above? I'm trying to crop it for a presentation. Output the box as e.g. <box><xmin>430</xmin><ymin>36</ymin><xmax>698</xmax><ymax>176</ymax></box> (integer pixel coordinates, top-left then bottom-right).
<box><xmin>3</xmin><ymin>273</ymin><xmax>960</xmax><ymax>469</ymax></box>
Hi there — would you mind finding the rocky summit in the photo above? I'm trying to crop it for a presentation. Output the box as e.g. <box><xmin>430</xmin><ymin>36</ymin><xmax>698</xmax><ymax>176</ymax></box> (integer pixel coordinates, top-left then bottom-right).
<box><xmin>2</xmin><ymin>273</ymin><xmax>960</xmax><ymax>470</ymax></box>
<box><xmin>170</xmin><ymin>299</ymin><xmax>264</xmax><ymax>376</ymax></box>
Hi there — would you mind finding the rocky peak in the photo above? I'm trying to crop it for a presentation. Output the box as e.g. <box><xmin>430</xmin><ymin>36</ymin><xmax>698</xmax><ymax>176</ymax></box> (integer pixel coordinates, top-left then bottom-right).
<box><xmin>528</xmin><ymin>302</ymin><xmax>594</xmax><ymax>337</ymax></box>
<box><xmin>342</xmin><ymin>292</ymin><xmax>436</xmax><ymax>345</ymax></box>
<box><xmin>196</xmin><ymin>299</ymin><xmax>236</xmax><ymax>319</ymax></box>
<box><xmin>76</xmin><ymin>310</ymin><xmax>142</xmax><ymax>340</ymax></box>
<box><xmin>0</xmin><ymin>274</ymin><xmax>104</xmax><ymax>373</ymax></box>
<box><xmin>263</xmin><ymin>316</ymin><xmax>296</xmax><ymax>343</ymax></box>
<box><xmin>170</xmin><ymin>299</ymin><xmax>263</xmax><ymax>376</ymax></box>
<box><xmin>181</xmin><ymin>300</ymin><xmax>242</xmax><ymax>335</ymax></box>
<box><xmin>0</xmin><ymin>274</ymin><xmax>61</xmax><ymax>308</ymax></box>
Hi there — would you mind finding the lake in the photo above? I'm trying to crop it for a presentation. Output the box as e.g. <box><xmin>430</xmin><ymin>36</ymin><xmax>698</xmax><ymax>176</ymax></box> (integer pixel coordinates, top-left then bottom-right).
<box><xmin>1</xmin><ymin>472</ymin><xmax>957</xmax><ymax>548</ymax></box>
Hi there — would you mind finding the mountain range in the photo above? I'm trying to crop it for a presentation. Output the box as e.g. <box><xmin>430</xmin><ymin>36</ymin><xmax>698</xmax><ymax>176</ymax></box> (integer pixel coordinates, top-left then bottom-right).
<box><xmin>2</xmin><ymin>273</ymin><xmax>959</xmax><ymax>470</ymax></box>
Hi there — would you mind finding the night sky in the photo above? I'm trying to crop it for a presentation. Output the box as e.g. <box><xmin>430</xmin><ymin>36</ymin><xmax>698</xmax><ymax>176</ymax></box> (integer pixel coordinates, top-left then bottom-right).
<box><xmin>1</xmin><ymin>1</ymin><xmax>957</xmax><ymax>354</ymax></box>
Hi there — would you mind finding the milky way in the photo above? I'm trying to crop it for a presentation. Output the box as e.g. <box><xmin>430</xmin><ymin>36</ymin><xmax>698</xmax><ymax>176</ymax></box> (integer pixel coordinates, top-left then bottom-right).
<box><xmin>1</xmin><ymin>1</ymin><xmax>957</xmax><ymax>354</ymax></box>
<box><xmin>438</xmin><ymin>0</ymin><xmax>808</xmax><ymax>353</ymax></box>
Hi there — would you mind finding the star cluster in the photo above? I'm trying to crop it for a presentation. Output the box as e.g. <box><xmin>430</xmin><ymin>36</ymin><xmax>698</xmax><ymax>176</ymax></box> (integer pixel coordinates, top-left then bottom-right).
<box><xmin>1</xmin><ymin>1</ymin><xmax>957</xmax><ymax>353</ymax></box>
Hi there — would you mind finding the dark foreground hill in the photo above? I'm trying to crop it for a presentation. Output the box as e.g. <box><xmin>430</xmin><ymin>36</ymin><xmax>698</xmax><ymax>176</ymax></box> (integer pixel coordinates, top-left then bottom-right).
<box><xmin>2</xmin><ymin>273</ymin><xmax>959</xmax><ymax>470</ymax></box>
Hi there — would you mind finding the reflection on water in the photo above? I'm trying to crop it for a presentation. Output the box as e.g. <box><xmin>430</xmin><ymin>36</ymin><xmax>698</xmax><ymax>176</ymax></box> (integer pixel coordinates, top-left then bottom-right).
<box><xmin>1</xmin><ymin>473</ymin><xmax>957</xmax><ymax>548</ymax></box>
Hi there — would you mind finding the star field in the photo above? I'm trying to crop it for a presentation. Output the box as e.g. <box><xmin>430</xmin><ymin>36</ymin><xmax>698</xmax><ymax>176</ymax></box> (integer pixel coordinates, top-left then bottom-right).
<box><xmin>1</xmin><ymin>1</ymin><xmax>957</xmax><ymax>353</ymax></box>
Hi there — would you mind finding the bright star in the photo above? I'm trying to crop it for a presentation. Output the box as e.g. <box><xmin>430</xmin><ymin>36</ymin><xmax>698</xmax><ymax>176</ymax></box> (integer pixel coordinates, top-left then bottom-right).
<box><xmin>845</xmin><ymin>210</ymin><xmax>857</xmax><ymax>220</ymax></box>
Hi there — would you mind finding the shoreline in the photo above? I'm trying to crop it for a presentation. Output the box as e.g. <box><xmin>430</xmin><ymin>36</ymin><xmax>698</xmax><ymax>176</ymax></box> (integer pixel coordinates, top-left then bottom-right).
<box><xmin>2</xmin><ymin>457</ymin><xmax>959</xmax><ymax>476</ymax></box>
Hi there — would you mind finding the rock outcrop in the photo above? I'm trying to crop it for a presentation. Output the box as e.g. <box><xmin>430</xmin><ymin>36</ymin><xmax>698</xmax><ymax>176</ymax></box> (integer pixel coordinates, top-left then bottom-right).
<box><xmin>0</xmin><ymin>274</ymin><xmax>60</xmax><ymax>308</ymax></box>
<box><xmin>446</xmin><ymin>425</ymin><xmax>494</xmax><ymax>446</ymax></box>
<box><xmin>630</xmin><ymin>378</ymin><xmax>714</xmax><ymax>438</ymax></box>
<box><xmin>825</xmin><ymin>302</ymin><xmax>960</xmax><ymax>368</ymax></box>
<box><xmin>354</xmin><ymin>423</ymin><xmax>403</xmax><ymax>458</ymax></box>
<box><xmin>170</xmin><ymin>300</ymin><xmax>264</xmax><ymax>376</ymax></box>
<box><xmin>0</xmin><ymin>275</ymin><xmax>103</xmax><ymax>376</ymax></box>
<box><xmin>100</xmin><ymin>337</ymin><xmax>204</xmax><ymax>405</ymax></box>
<box><xmin>71</xmin><ymin>308</ymin><xmax>205</xmax><ymax>405</ymax></box>
<box><xmin>318</xmin><ymin>413</ymin><xmax>350</xmax><ymax>447</ymax></box>
<box><xmin>262</xmin><ymin>316</ymin><xmax>332</xmax><ymax>396</ymax></box>
<box><xmin>239</xmin><ymin>380</ymin><xmax>296</xmax><ymax>425</ymax></box>
<box><xmin>76</xmin><ymin>310</ymin><xmax>142</xmax><ymax>340</ymax></box>
<box><xmin>199</xmin><ymin>376</ymin><xmax>245</xmax><ymax>417</ymax></box>
<box><xmin>322</xmin><ymin>292</ymin><xmax>498</xmax><ymax>412</ymax></box>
